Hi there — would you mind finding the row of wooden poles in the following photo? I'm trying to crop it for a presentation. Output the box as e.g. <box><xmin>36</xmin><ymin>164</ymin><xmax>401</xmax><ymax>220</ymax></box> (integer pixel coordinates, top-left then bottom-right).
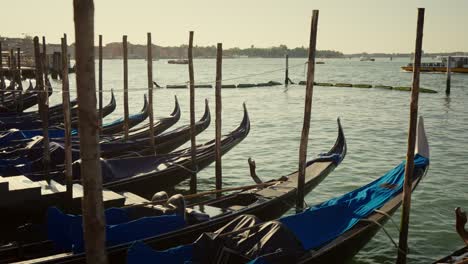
<box><xmin>0</xmin><ymin>44</ymin><xmax>24</xmax><ymax>106</ymax></box>
<box><xmin>51</xmin><ymin>1</ymin><xmax>423</xmax><ymax>263</ymax></box>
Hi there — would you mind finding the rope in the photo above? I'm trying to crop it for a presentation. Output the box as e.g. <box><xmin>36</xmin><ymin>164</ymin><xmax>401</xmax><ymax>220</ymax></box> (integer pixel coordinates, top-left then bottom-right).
<box><xmin>359</xmin><ymin>218</ymin><xmax>408</xmax><ymax>255</ymax></box>
<box><xmin>166</xmin><ymin>161</ymin><xmax>199</xmax><ymax>174</ymax></box>
<box><xmin>374</xmin><ymin>209</ymin><xmax>401</xmax><ymax>233</ymax></box>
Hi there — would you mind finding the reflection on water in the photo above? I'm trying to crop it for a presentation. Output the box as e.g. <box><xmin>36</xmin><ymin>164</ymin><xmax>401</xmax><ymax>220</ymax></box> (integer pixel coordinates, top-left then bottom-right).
<box><xmin>47</xmin><ymin>57</ymin><xmax>467</xmax><ymax>264</ymax></box>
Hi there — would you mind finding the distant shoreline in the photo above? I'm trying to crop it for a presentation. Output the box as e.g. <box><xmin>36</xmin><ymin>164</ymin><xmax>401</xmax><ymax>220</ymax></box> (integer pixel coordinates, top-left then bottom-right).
<box><xmin>1</xmin><ymin>36</ymin><xmax>466</xmax><ymax>60</ymax></box>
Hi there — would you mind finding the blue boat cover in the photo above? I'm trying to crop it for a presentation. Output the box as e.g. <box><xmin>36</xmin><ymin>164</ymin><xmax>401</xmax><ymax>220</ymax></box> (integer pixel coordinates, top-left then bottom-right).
<box><xmin>127</xmin><ymin>241</ymin><xmax>194</xmax><ymax>264</ymax></box>
<box><xmin>47</xmin><ymin>207</ymin><xmax>185</xmax><ymax>253</ymax></box>
<box><xmin>279</xmin><ymin>154</ymin><xmax>429</xmax><ymax>251</ymax></box>
<box><xmin>124</xmin><ymin>155</ymin><xmax>429</xmax><ymax>263</ymax></box>
<box><xmin>0</xmin><ymin>129</ymin><xmax>73</xmax><ymax>146</ymax></box>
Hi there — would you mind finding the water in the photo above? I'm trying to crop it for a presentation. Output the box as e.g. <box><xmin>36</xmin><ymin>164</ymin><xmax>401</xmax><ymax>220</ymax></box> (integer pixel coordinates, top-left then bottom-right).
<box><xmin>47</xmin><ymin>57</ymin><xmax>467</xmax><ymax>263</ymax></box>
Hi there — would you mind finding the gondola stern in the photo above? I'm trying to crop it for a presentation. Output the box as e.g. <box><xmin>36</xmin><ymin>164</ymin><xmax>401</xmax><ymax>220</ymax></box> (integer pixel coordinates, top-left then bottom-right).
<box><xmin>329</xmin><ymin>117</ymin><xmax>347</xmax><ymax>164</ymax></box>
<box><xmin>241</xmin><ymin>102</ymin><xmax>250</xmax><ymax>135</ymax></box>
<box><xmin>202</xmin><ymin>98</ymin><xmax>211</xmax><ymax>123</ymax></box>
<box><xmin>171</xmin><ymin>95</ymin><xmax>181</xmax><ymax>117</ymax></box>
<box><xmin>415</xmin><ymin>116</ymin><xmax>429</xmax><ymax>160</ymax></box>
<box><xmin>141</xmin><ymin>93</ymin><xmax>149</xmax><ymax>113</ymax></box>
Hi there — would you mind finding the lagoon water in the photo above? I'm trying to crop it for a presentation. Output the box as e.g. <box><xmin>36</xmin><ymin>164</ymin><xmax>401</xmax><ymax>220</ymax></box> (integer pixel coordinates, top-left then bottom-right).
<box><xmin>48</xmin><ymin>57</ymin><xmax>467</xmax><ymax>263</ymax></box>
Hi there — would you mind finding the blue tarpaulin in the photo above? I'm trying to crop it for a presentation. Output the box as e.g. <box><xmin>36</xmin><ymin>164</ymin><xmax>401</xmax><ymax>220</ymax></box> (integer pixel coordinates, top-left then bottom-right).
<box><xmin>279</xmin><ymin>154</ymin><xmax>429</xmax><ymax>250</ymax></box>
<box><xmin>127</xmin><ymin>241</ymin><xmax>194</xmax><ymax>264</ymax></box>
<box><xmin>47</xmin><ymin>207</ymin><xmax>185</xmax><ymax>253</ymax></box>
<box><xmin>0</xmin><ymin>129</ymin><xmax>77</xmax><ymax>146</ymax></box>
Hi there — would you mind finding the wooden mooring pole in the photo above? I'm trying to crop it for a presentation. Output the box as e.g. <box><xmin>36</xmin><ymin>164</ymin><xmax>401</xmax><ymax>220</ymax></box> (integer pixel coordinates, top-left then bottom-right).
<box><xmin>41</xmin><ymin>38</ymin><xmax>51</xmax><ymax>183</ymax></box>
<box><xmin>147</xmin><ymin>32</ymin><xmax>156</xmax><ymax>155</ymax></box>
<box><xmin>73</xmin><ymin>0</ymin><xmax>108</xmax><ymax>262</ymax></box>
<box><xmin>396</xmin><ymin>8</ymin><xmax>425</xmax><ymax>264</ymax></box>
<box><xmin>296</xmin><ymin>10</ymin><xmax>319</xmax><ymax>213</ymax></box>
<box><xmin>10</xmin><ymin>49</ymin><xmax>16</xmax><ymax>104</ymax></box>
<box><xmin>17</xmin><ymin>48</ymin><xmax>23</xmax><ymax>111</ymax></box>
<box><xmin>42</xmin><ymin>37</ymin><xmax>48</xmax><ymax>78</ymax></box>
<box><xmin>98</xmin><ymin>35</ymin><xmax>103</xmax><ymax>130</ymax></box>
<box><xmin>0</xmin><ymin>42</ymin><xmax>4</xmax><ymax>104</ymax></box>
<box><xmin>446</xmin><ymin>56</ymin><xmax>451</xmax><ymax>95</ymax></box>
<box><xmin>61</xmin><ymin>34</ymin><xmax>73</xmax><ymax>208</ymax></box>
<box><xmin>285</xmin><ymin>53</ymin><xmax>289</xmax><ymax>86</ymax></box>
<box><xmin>188</xmin><ymin>31</ymin><xmax>197</xmax><ymax>193</ymax></box>
<box><xmin>215</xmin><ymin>43</ymin><xmax>223</xmax><ymax>197</ymax></box>
<box><xmin>33</xmin><ymin>37</ymin><xmax>50</xmax><ymax>184</ymax></box>
<box><xmin>123</xmin><ymin>35</ymin><xmax>129</xmax><ymax>141</ymax></box>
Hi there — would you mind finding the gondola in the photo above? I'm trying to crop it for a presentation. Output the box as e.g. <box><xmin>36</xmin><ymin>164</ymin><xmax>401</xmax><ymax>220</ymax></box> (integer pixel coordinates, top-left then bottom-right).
<box><xmin>0</xmin><ymin>94</ymin><xmax>176</xmax><ymax>151</ymax></box>
<box><xmin>433</xmin><ymin>207</ymin><xmax>468</xmax><ymax>264</ymax></box>
<box><xmin>94</xmin><ymin>103</ymin><xmax>250</xmax><ymax>198</ymax></box>
<box><xmin>101</xmin><ymin>95</ymin><xmax>181</xmax><ymax>143</ymax></box>
<box><xmin>0</xmin><ymin>101</ymin><xmax>238</xmax><ymax>195</ymax></box>
<box><xmin>99</xmin><ymin>98</ymin><xmax>211</xmax><ymax>157</ymax></box>
<box><xmin>0</xmin><ymin>100</ymin><xmax>209</xmax><ymax>164</ymax></box>
<box><xmin>0</xmin><ymin>98</ymin><xmax>79</xmax><ymax>121</ymax></box>
<box><xmin>0</xmin><ymin>83</ymin><xmax>53</xmax><ymax>113</ymax></box>
<box><xmin>124</xmin><ymin>117</ymin><xmax>429</xmax><ymax>264</ymax></box>
<box><xmin>3</xmin><ymin>117</ymin><xmax>346</xmax><ymax>264</ymax></box>
<box><xmin>100</xmin><ymin>94</ymin><xmax>149</xmax><ymax>135</ymax></box>
<box><xmin>0</xmin><ymin>90</ymin><xmax>116</xmax><ymax>132</ymax></box>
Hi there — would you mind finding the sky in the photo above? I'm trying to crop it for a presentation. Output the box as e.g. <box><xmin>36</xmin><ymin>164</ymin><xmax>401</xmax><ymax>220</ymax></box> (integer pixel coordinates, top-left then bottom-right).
<box><xmin>3</xmin><ymin>0</ymin><xmax>467</xmax><ymax>53</ymax></box>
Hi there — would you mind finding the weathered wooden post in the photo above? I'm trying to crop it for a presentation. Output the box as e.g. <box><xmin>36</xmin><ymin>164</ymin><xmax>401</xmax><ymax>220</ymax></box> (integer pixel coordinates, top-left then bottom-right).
<box><xmin>0</xmin><ymin>42</ymin><xmax>4</xmax><ymax>104</ymax></box>
<box><xmin>10</xmin><ymin>49</ymin><xmax>16</xmax><ymax>104</ymax></box>
<box><xmin>285</xmin><ymin>53</ymin><xmax>289</xmax><ymax>87</ymax></box>
<box><xmin>61</xmin><ymin>34</ymin><xmax>73</xmax><ymax>208</ymax></box>
<box><xmin>42</xmin><ymin>37</ymin><xmax>48</xmax><ymax>78</ymax></box>
<box><xmin>396</xmin><ymin>8</ymin><xmax>425</xmax><ymax>264</ymax></box>
<box><xmin>73</xmin><ymin>0</ymin><xmax>108</xmax><ymax>262</ymax></box>
<box><xmin>215</xmin><ymin>43</ymin><xmax>222</xmax><ymax>197</ymax></box>
<box><xmin>33</xmin><ymin>37</ymin><xmax>50</xmax><ymax>183</ymax></box>
<box><xmin>446</xmin><ymin>56</ymin><xmax>451</xmax><ymax>95</ymax></box>
<box><xmin>98</xmin><ymin>34</ymin><xmax>103</xmax><ymax>130</ymax></box>
<box><xmin>146</xmin><ymin>33</ymin><xmax>156</xmax><ymax>154</ymax></box>
<box><xmin>17</xmin><ymin>48</ymin><xmax>23</xmax><ymax>111</ymax></box>
<box><xmin>188</xmin><ymin>31</ymin><xmax>197</xmax><ymax>193</ymax></box>
<box><xmin>297</xmin><ymin>10</ymin><xmax>319</xmax><ymax>213</ymax></box>
<box><xmin>123</xmin><ymin>35</ymin><xmax>129</xmax><ymax>141</ymax></box>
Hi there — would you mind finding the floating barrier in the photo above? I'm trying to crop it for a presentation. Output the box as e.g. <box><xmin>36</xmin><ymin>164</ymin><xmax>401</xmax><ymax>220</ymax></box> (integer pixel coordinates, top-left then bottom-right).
<box><xmin>316</xmin><ymin>82</ymin><xmax>333</xmax><ymax>86</ymax></box>
<box><xmin>166</xmin><ymin>85</ymin><xmax>187</xmax><ymax>89</ymax></box>
<box><xmin>237</xmin><ymin>83</ymin><xmax>257</xmax><ymax>88</ymax></box>
<box><xmin>334</xmin><ymin>83</ymin><xmax>352</xmax><ymax>87</ymax></box>
<box><xmin>297</xmin><ymin>81</ymin><xmax>438</xmax><ymax>93</ymax></box>
<box><xmin>352</xmin><ymin>84</ymin><xmax>372</xmax><ymax>88</ymax></box>
<box><xmin>374</xmin><ymin>85</ymin><xmax>393</xmax><ymax>89</ymax></box>
<box><xmin>164</xmin><ymin>80</ymin><xmax>282</xmax><ymax>89</ymax></box>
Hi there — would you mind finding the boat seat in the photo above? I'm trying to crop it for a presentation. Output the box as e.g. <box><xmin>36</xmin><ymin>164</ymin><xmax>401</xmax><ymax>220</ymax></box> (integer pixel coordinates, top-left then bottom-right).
<box><xmin>189</xmin><ymin>204</ymin><xmax>230</xmax><ymax>218</ymax></box>
<box><xmin>256</xmin><ymin>185</ymin><xmax>294</xmax><ymax>198</ymax></box>
<box><xmin>227</xmin><ymin>205</ymin><xmax>246</xmax><ymax>211</ymax></box>
<box><xmin>186</xmin><ymin>208</ymin><xmax>210</xmax><ymax>223</ymax></box>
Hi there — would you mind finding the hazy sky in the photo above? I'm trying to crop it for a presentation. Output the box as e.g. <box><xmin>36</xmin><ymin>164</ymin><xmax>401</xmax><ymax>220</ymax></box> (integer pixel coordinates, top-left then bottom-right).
<box><xmin>3</xmin><ymin>0</ymin><xmax>467</xmax><ymax>53</ymax></box>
